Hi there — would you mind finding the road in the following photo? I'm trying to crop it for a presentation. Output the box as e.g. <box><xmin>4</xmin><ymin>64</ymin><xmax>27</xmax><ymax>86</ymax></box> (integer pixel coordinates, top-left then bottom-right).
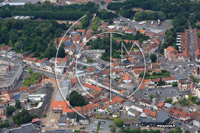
<box><xmin>25</xmin><ymin>66</ymin><xmax>62</xmax><ymax>79</ymax></box>
<box><xmin>14</xmin><ymin>71</ymin><xmax>29</xmax><ymax>89</ymax></box>
<box><xmin>7</xmin><ymin>116</ymin><xmax>15</xmax><ymax>128</ymax></box>
<box><xmin>128</xmin><ymin>68</ymin><xmax>140</xmax><ymax>103</ymax></box>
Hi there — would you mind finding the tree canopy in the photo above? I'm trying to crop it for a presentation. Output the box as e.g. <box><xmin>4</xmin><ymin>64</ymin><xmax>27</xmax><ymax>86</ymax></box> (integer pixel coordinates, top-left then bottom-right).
<box><xmin>0</xmin><ymin>18</ymin><xmax>71</xmax><ymax>59</ymax></box>
<box><xmin>6</xmin><ymin>106</ymin><xmax>16</xmax><ymax>115</ymax></box>
<box><xmin>150</xmin><ymin>54</ymin><xmax>157</xmax><ymax>63</ymax></box>
<box><xmin>12</xmin><ymin>109</ymin><xmax>38</xmax><ymax>125</ymax></box>
<box><xmin>113</xmin><ymin>118</ymin><xmax>123</xmax><ymax>127</ymax></box>
<box><xmin>15</xmin><ymin>100</ymin><xmax>21</xmax><ymax>109</ymax></box>
<box><xmin>69</xmin><ymin>91</ymin><xmax>88</xmax><ymax>107</ymax></box>
<box><xmin>0</xmin><ymin>2</ymin><xmax>98</xmax><ymax>20</ymax></box>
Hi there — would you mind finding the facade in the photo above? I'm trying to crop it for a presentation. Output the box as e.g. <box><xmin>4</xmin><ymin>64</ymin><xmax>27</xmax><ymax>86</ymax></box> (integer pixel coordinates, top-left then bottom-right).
<box><xmin>0</xmin><ymin>63</ymin><xmax>22</xmax><ymax>91</ymax></box>
<box><xmin>164</xmin><ymin>30</ymin><xmax>190</xmax><ymax>62</ymax></box>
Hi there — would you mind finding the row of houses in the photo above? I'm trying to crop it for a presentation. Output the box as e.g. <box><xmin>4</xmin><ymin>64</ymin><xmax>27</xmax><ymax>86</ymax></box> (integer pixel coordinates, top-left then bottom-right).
<box><xmin>164</xmin><ymin>30</ymin><xmax>190</xmax><ymax>62</ymax></box>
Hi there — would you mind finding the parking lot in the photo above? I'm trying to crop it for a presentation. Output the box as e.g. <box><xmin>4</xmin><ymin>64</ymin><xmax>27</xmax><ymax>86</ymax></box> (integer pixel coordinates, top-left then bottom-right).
<box><xmin>85</xmin><ymin>118</ymin><xmax>114</xmax><ymax>133</ymax></box>
<box><xmin>120</xmin><ymin>17</ymin><xmax>172</xmax><ymax>33</ymax></box>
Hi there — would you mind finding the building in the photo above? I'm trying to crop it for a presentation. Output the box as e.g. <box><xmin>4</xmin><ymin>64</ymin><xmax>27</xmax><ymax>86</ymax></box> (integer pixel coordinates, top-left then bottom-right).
<box><xmin>0</xmin><ymin>105</ymin><xmax>6</xmax><ymax>120</ymax></box>
<box><xmin>6</xmin><ymin>123</ymin><xmax>39</xmax><ymax>133</ymax></box>
<box><xmin>164</xmin><ymin>30</ymin><xmax>190</xmax><ymax>62</ymax></box>
<box><xmin>0</xmin><ymin>64</ymin><xmax>22</xmax><ymax>91</ymax></box>
<box><xmin>141</xmin><ymin>111</ymin><xmax>170</xmax><ymax>126</ymax></box>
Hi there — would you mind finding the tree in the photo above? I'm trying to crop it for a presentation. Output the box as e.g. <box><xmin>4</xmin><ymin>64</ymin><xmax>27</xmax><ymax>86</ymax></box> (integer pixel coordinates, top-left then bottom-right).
<box><xmin>69</xmin><ymin>91</ymin><xmax>87</xmax><ymax>107</ymax></box>
<box><xmin>110</xmin><ymin>126</ymin><xmax>115</xmax><ymax>133</ymax></box>
<box><xmin>185</xmin><ymin>130</ymin><xmax>190</xmax><ymax>133</ymax></box>
<box><xmin>158</xmin><ymin>78</ymin><xmax>165</xmax><ymax>86</ymax></box>
<box><xmin>15</xmin><ymin>100</ymin><xmax>21</xmax><ymax>109</ymax></box>
<box><xmin>155</xmin><ymin>130</ymin><xmax>161</xmax><ymax>133</ymax></box>
<box><xmin>134</xmin><ymin>12</ymin><xmax>143</xmax><ymax>21</ymax></box>
<box><xmin>150</xmin><ymin>54</ymin><xmax>157</xmax><ymax>63</ymax></box>
<box><xmin>166</xmin><ymin>98</ymin><xmax>173</xmax><ymax>103</ymax></box>
<box><xmin>83</xmin><ymin>66</ymin><xmax>87</xmax><ymax>69</ymax></box>
<box><xmin>57</xmin><ymin>43</ymin><xmax>66</xmax><ymax>58</ymax></box>
<box><xmin>173</xmin><ymin>127</ymin><xmax>182</xmax><ymax>133</ymax></box>
<box><xmin>12</xmin><ymin>109</ymin><xmax>37</xmax><ymax>125</ymax></box>
<box><xmin>172</xmin><ymin>82</ymin><xmax>178</xmax><ymax>87</ymax></box>
<box><xmin>196</xmin><ymin>31</ymin><xmax>200</xmax><ymax>37</ymax></box>
<box><xmin>8</xmin><ymin>40</ymin><xmax>13</xmax><ymax>47</ymax></box>
<box><xmin>6</xmin><ymin>106</ymin><xmax>16</xmax><ymax>115</ymax></box>
<box><xmin>28</xmin><ymin>68</ymin><xmax>33</xmax><ymax>75</ymax></box>
<box><xmin>142</xmin><ymin>129</ymin><xmax>148</xmax><ymax>133</ymax></box>
<box><xmin>150</xmin><ymin>94</ymin><xmax>154</xmax><ymax>100</ymax></box>
<box><xmin>113</xmin><ymin>118</ymin><xmax>123</xmax><ymax>127</ymax></box>
<box><xmin>188</xmin><ymin>94</ymin><xmax>192</xmax><ymax>101</ymax></box>
<box><xmin>100</xmin><ymin>1</ymin><xmax>105</xmax><ymax>5</ymax></box>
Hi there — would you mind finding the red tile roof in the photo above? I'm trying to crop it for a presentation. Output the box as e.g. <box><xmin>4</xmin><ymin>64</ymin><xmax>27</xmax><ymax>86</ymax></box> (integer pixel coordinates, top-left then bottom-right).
<box><xmin>150</xmin><ymin>111</ymin><xmax>157</xmax><ymax>117</ymax></box>
<box><xmin>87</xmin><ymin>67</ymin><xmax>95</xmax><ymax>72</ymax></box>
<box><xmin>143</xmin><ymin>109</ymin><xmax>150</xmax><ymax>115</ymax></box>
<box><xmin>124</xmin><ymin>73</ymin><xmax>131</xmax><ymax>80</ymax></box>
<box><xmin>102</xmin><ymin>98</ymin><xmax>109</xmax><ymax>103</ymax></box>
<box><xmin>83</xmin><ymin>83</ymin><xmax>102</xmax><ymax>91</ymax></box>
<box><xmin>77</xmin><ymin>29</ymin><xmax>85</xmax><ymax>33</ymax></box>
<box><xmin>52</xmin><ymin>101</ymin><xmax>69</xmax><ymax>109</ymax></box>
<box><xmin>19</xmin><ymin>87</ymin><xmax>29</xmax><ymax>92</ymax></box>
<box><xmin>63</xmin><ymin>108</ymin><xmax>75</xmax><ymax>113</ymax></box>
<box><xmin>157</xmin><ymin>102</ymin><xmax>164</xmax><ymax>108</ymax></box>
<box><xmin>181</xmin><ymin>112</ymin><xmax>189</xmax><ymax>118</ymax></box>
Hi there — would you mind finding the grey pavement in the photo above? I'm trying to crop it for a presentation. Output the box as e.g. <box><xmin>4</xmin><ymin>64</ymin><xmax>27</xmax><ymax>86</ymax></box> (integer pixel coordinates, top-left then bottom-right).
<box><xmin>25</xmin><ymin>66</ymin><xmax>62</xmax><ymax>79</ymax></box>
<box><xmin>119</xmin><ymin>17</ymin><xmax>172</xmax><ymax>33</ymax></box>
<box><xmin>85</xmin><ymin>118</ymin><xmax>114</xmax><ymax>133</ymax></box>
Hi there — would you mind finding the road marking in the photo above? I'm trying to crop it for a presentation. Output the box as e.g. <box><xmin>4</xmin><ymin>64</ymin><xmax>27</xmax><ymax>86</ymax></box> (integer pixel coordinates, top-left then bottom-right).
<box><xmin>174</xmin><ymin>68</ymin><xmax>179</xmax><ymax>71</ymax></box>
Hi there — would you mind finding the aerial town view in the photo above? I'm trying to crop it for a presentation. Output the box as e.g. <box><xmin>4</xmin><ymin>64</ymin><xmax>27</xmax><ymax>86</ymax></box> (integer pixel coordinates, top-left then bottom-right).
<box><xmin>1</xmin><ymin>0</ymin><xmax>200</xmax><ymax>133</ymax></box>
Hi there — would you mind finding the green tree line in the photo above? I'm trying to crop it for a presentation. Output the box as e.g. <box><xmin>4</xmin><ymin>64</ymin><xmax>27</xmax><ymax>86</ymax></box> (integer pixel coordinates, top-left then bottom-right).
<box><xmin>0</xmin><ymin>2</ymin><xmax>98</xmax><ymax>20</ymax></box>
<box><xmin>0</xmin><ymin>18</ymin><xmax>69</xmax><ymax>59</ymax></box>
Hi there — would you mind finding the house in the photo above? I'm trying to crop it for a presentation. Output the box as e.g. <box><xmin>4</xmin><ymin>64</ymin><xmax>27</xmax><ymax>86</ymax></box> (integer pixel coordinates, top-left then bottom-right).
<box><xmin>162</xmin><ymin>76</ymin><xmax>177</xmax><ymax>84</ymax></box>
<box><xmin>164</xmin><ymin>30</ymin><xmax>190</xmax><ymax>63</ymax></box>
<box><xmin>40</xmin><ymin>60</ymin><xmax>53</xmax><ymax>72</ymax></box>
<box><xmin>35</xmin><ymin>60</ymin><xmax>42</xmax><ymax>68</ymax></box>
<box><xmin>23</xmin><ymin>57</ymin><xmax>32</xmax><ymax>65</ymax></box>
<box><xmin>77</xmin><ymin>115</ymin><xmax>90</xmax><ymax>125</ymax></box>
<box><xmin>0</xmin><ymin>105</ymin><xmax>6</xmax><ymax>120</ymax></box>
<box><xmin>100</xmin><ymin>22</ymin><xmax>109</xmax><ymax>29</ymax></box>
<box><xmin>123</xmin><ymin>73</ymin><xmax>131</xmax><ymax>83</ymax></box>
<box><xmin>113</xmin><ymin>18</ymin><xmax>120</xmax><ymax>24</ymax></box>
<box><xmin>193</xmin><ymin>116</ymin><xmax>200</xmax><ymax>127</ymax></box>
<box><xmin>123</xmin><ymin>101</ymin><xmax>143</xmax><ymax>113</ymax></box>
<box><xmin>52</xmin><ymin>101</ymin><xmax>69</xmax><ymax>113</ymax></box>
<box><xmin>7</xmin><ymin>123</ymin><xmax>39</xmax><ymax>133</ymax></box>
<box><xmin>77</xmin><ymin>29</ymin><xmax>85</xmax><ymax>35</ymax></box>
<box><xmin>65</xmin><ymin>112</ymin><xmax>90</xmax><ymax>126</ymax></box>
<box><xmin>119</xmin><ymin>23</ymin><xmax>129</xmax><ymax>30</ymax></box>
<box><xmin>59</xmin><ymin>115</ymin><xmax>68</xmax><ymax>127</ymax></box>
<box><xmin>189</xmin><ymin>111</ymin><xmax>200</xmax><ymax>121</ymax></box>
<box><xmin>139</xmin><ymin>98</ymin><xmax>152</xmax><ymax>109</ymax></box>
<box><xmin>180</xmin><ymin>112</ymin><xmax>190</xmax><ymax>123</ymax></box>
<box><xmin>66</xmin><ymin>112</ymin><xmax>77</xmax><ymax>126</ymax></box>
<box><xmin>139</xmin><ymin>29</ymin><xmax>146</xmax><ymax>34</ymax></box>
<box><xmin>125</xmin><ymin>28</ymin><xmax>137</xmax><ymax>34</ymax></box>
<box><xmin>64</xmin><ymin>41</ymin><xmax>73</xmax><ymax>52</ymax></box>
<box><xmin>104</xmin><ymin>0</ymin><xmax>112</xmax><ymax>3</ymax></box>
<box><xmin>73</xmin><ymin>34</ymin><xmax>81</xmax><ymax>44</ymax></box>
<box><xmin>123</xmin><ymin>60</ymin><xmax>131</xmax><ymax>68</ymax></box>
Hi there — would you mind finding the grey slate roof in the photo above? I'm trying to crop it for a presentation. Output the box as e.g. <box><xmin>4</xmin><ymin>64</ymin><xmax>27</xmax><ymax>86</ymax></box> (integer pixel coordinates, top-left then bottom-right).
<box><xmin>8</xmin><ymin>123</ymin><xmax>39</xmax><ymax>133</ymax></box>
